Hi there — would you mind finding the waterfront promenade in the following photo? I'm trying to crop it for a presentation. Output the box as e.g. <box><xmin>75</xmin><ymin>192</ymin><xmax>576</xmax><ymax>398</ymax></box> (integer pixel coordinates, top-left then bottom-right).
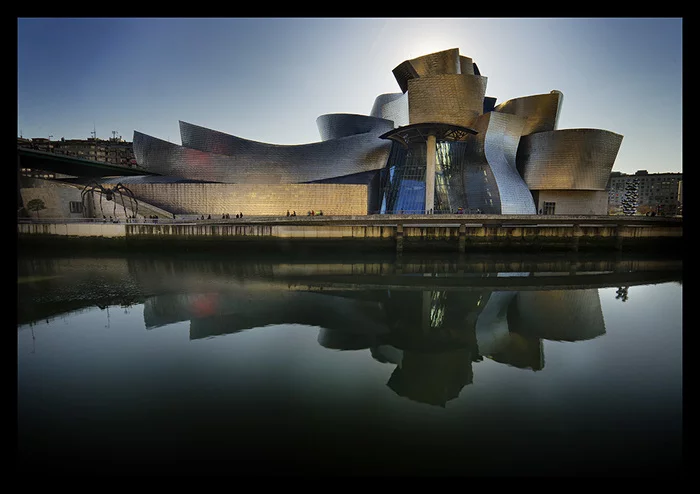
<box><xmin>17</xmin><ymin>214</ymin><xmax>683</xmax><ymax>253</ymax></box>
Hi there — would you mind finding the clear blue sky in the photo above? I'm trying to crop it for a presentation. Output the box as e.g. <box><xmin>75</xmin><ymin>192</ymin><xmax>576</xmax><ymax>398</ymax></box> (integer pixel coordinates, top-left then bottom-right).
<box><xmin>17</xmin><ymin>17</ymin><xmax>682</xmax><ymax>175</ymax></box>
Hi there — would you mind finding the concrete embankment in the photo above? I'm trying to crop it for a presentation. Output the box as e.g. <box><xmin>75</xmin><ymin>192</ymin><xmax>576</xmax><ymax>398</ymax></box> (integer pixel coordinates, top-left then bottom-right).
<box><xmin>17</xmin><ymin>214</ymin><xmax>683</xmax><ymax>253</ymax></box>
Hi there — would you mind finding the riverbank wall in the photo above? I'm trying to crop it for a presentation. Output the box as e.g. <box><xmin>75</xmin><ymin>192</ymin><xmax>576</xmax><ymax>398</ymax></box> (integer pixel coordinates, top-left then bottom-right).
<box><xmin>17</xmin><ymin>214</ymin><xmax>683</xmax><ymax>254</ymax></box>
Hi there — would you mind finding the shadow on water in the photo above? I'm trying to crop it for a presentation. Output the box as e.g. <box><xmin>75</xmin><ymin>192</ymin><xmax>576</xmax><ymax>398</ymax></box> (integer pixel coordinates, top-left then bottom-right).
<box><xmin>17</xmin><ymin>250</ymin><xmax>683</xmax><ymax>475</ymax></box>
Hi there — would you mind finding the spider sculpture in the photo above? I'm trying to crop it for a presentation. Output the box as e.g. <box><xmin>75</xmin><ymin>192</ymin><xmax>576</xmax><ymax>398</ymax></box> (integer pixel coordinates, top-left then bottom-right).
<box><xmin>81</xmin><ymin>182</ymin><xmax>139</xmax><ymax>219</ymax></box>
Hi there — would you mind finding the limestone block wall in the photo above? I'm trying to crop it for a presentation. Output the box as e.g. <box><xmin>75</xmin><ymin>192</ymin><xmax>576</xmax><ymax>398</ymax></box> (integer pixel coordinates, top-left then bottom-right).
<box><xmin>532</xmin><ymin>190</ymin><xmax>609</xmax><ymax>215</ymax></box>
<box><xmin>124</xmin><ymin>183</ymin><xmax>369</xmax><ymax>216</ymax></box>
<box><xmin>19</xmin><ymin>180</ymin><xmax>84</xmax><ymax>219</ymax></box>
<box><xmin>18</xmin><ymin>222</ymin><xmax>125</xmax><ymax>238</ymax></box>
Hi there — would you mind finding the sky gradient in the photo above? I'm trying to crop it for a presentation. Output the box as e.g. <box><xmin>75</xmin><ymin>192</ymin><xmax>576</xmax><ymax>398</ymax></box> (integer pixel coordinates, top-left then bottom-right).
<box><xmin>17</xmin><ymin>17</ymin><xmax>682</xmax><ymax>175</ymax></box>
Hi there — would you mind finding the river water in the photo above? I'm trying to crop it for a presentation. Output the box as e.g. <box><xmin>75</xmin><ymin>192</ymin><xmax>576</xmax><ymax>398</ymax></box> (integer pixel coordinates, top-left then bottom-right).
<box><xmin>17</xmin><ymin>250</ymin><xmax>683</xmax><ymax>476</ymax></box>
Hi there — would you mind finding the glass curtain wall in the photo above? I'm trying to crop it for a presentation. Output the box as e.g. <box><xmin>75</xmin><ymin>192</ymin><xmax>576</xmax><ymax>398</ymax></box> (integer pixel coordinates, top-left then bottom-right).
<box><xmin>435</xmin><ymin>141</ymin><xmax>468</xmax><ymax>214</ymax></box>
<box><xmin>381</xmin><ymin>140</ymin><xmax>470</xmax><ymax>214</ymax></box>
<box><xmin>380</xmin><ymin>143</ymin><xmax>426</xmax><ymax>214</ymax></box>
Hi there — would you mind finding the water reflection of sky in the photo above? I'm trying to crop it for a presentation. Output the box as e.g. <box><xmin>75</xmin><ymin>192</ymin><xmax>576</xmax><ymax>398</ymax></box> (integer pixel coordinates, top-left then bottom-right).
<box><xmin>18</xmin><ymin>283</ymin><xmax>682</xmax><ymax>408</ymax></box>
<box><xmin>17</xmin><ymin>257</ymin><xmax>683</xmax><ymax>475</ymax></box>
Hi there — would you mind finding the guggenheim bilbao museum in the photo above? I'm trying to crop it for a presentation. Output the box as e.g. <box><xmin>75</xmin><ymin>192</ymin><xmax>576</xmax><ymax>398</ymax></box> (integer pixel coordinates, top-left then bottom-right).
<box><xmin>25</xmin><ymin>48</ymin><xmax>625</xmax><ymax>218</ymax></box>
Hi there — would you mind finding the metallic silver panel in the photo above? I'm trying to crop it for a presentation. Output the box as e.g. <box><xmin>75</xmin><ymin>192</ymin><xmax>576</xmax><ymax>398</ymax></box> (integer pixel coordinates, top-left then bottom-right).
<box><xmin>458</xmin><ymin>56</ymin><xmax>475</xmax><ymax>75</ymax></box>
<box><xmin>315</xmin><ymin>113</ymin><xmax>395</xmax><ymax>142</ymax></box>
<box><xmin>179</xmin><ymin>119</ymin><xmax>383</xmax><ymax>154</ymax></box>
<box><xmin>408</xmin><ymin>74</ymin><xmax>487</xmax><ymax>128</ymax></box>
<box><xmin>135</xmin><ymin>127</ymin><xmax>392</xmax><ymax>185</ymax></box>
<box><xmin>517</xmin><ymin>129</ymin><xmax>624</xmax><ymax>190</ymax></box>
<box><xmin>460</xmin><ymin>113</ymin><xmax>536</xmax><ymax>214</ymax></box>
<box><xmin>370</xmin><ymin>92</ymin><xmax>409</xmax><ymax>127</ymax></box>
<box><xmin>392</xmin><ymin>48</ymin><xmax>462</xmax><ymax>93</ymax></box>
<box><xmin>493</xmin><ymin>90</ymin><xmax>563</xmax><ymax>135</ymax></box>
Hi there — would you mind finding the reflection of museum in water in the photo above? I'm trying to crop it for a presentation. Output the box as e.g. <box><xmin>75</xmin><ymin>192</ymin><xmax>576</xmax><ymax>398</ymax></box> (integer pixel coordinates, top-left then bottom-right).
<box><xmin>142</xmin><ymin>283</ymin><xmax>606</xmax><ymax>408</ymax></box>
<box><xmin>23</xmin><ymin>250</ymin><xmax>673</xmax><ymax>409</ymax></box>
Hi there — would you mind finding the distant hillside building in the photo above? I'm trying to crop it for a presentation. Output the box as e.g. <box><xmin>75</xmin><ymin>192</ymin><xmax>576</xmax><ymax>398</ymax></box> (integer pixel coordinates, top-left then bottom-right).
<box><xmin>17</xmin><ymin>135</ymin><xmax>137</xmax><ymax>179</ymax></box>
<box><xmin>607</xmin><ymin>170</ymin><xmax>682</xmax><ymax>216</ymax></box>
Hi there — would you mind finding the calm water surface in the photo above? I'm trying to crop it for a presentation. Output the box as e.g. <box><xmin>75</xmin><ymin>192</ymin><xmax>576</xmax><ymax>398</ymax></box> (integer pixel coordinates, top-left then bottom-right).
<box><xmin>17</xmin><ymin>251</ymin><xmax>683</xmax><ymax>476</ymax></box>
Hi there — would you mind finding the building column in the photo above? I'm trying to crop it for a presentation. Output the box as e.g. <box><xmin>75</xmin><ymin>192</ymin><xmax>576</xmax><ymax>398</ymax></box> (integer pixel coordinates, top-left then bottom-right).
<box><xmin>425</xmin><ymin>134</ymin><xmax>436</xmax><ymax>214</ymax></box>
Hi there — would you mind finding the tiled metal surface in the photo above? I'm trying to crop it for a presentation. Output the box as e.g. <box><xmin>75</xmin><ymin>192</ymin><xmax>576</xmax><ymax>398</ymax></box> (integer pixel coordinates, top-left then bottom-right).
<box><xmin>408</xmin><ymin>74</ymin><xmax>487</xmax><ymax>129</ymax></box>
<box><xmin>370</xmin><ymin>92</ymin><xmax>409</xmax><ymax>127</ymax></box>
<box><xmin>460</xmin><ymin>112</ymin><xmax>536</xmax><ymax>214</ymax></box>
<box><xmin>315</xmin><ymin>114</ymin><xmax>395</xmax><ymax>142</ymax></box>
<box><xmin>493</xmin><ymin>90</ymin><xmax>563</xmax><ymax>135</ymax></box>
<box><xmin>516</xmin><ymin>129</ymin><xmax>624</xmax><ymax>190</ymax></box>
<box><xmin>392</xmin><ymin>48</ymin><xmax>462</xmax><ymax>93</ymax></box>
<box><xmin>134</xmin><ymin>128</ymin><xmax>392</xmax><ymax>185</ymax></box>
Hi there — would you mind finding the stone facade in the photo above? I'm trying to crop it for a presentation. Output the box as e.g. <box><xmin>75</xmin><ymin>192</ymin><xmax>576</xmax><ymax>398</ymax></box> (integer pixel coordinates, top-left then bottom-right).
<box><xmin>532</xmin><ymin>190</ymin><xmax>609</xmax><ymax>215</ymax></box>
<box><xmin>19</xmin><ymin>179</ymin><xmax>84</xmax><ymax>219</ymax></box>
<box><xmin>123</xmin><ymin>183</ymin><xmax>368</xmax><ymax>216</ymax></box>
<box><xmin>19</xmin><ymin>179</ymin><xmax>368</xmax><ymax>219</ymax></box>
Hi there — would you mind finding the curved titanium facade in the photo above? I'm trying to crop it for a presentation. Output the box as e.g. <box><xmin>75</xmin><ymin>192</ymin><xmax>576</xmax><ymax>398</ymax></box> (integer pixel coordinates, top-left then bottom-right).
<box><xmin>493</xmin><ymin>90</ymin><xmax>563</xmax><ymax>135</ymax></box>
<box><xmin>477</xmin><ymin>112</ymin><xmax>536</xmax><ymax>214</ymax></box>
<box><xmin>315</xmin><ymin>113</ymin><xmax>394</xmax><ymax>142</ymax></box>
<box><xmin>369</xmin><ymin>92</ymin><xmax>409</xmax><ymax>126</ymax></box>
<box><xmin>408</xmin><ymin>74</ymin><xmax>487</xmax><ymax>128</ymax></box>
<box><xmin>134</xmin><ymin>125</ymin><xmax>392</xmax><ymax>184</ymax></box>
<box><xmin>124</xmin><ymin>47</ymin><xmax>623</xmax><ymax>217</ymax></box>
<box><xmin>516</xmin><ymin>129</ymin><xmax>624</xmax><ymax>190</ymax></box>
<box><xmin>392</xmin><ymin>48</ymin><xmax>472</xmax><ymax>93</ymax></box>
<box><xmin>453</xmin><ymin>112</ymin><xmax>536</xmax><ymax>214</ymax></box>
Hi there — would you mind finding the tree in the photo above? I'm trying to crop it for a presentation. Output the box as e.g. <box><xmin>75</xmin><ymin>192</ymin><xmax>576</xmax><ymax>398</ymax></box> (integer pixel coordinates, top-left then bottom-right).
<box><xmin>26</xmin><ymin>198</ymin><xmax>46</xmax><ymax>219</ymax></box>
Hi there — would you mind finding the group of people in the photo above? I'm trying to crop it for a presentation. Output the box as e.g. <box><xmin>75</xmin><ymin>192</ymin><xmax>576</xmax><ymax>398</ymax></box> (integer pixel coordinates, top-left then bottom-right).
<box><xmin>194</xmin><ymin>213</ymin><xmax>244</xmax><ymax>220</ymax></box>
<box><xmin>285</xmin><ymin>209</ymin><xmax>324</xmax><ymax>216</ymax></box>
<box><xmin>101</xmin><ymin>214</ymin><xmax>142</xmax><ymax>223</ymax></box>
